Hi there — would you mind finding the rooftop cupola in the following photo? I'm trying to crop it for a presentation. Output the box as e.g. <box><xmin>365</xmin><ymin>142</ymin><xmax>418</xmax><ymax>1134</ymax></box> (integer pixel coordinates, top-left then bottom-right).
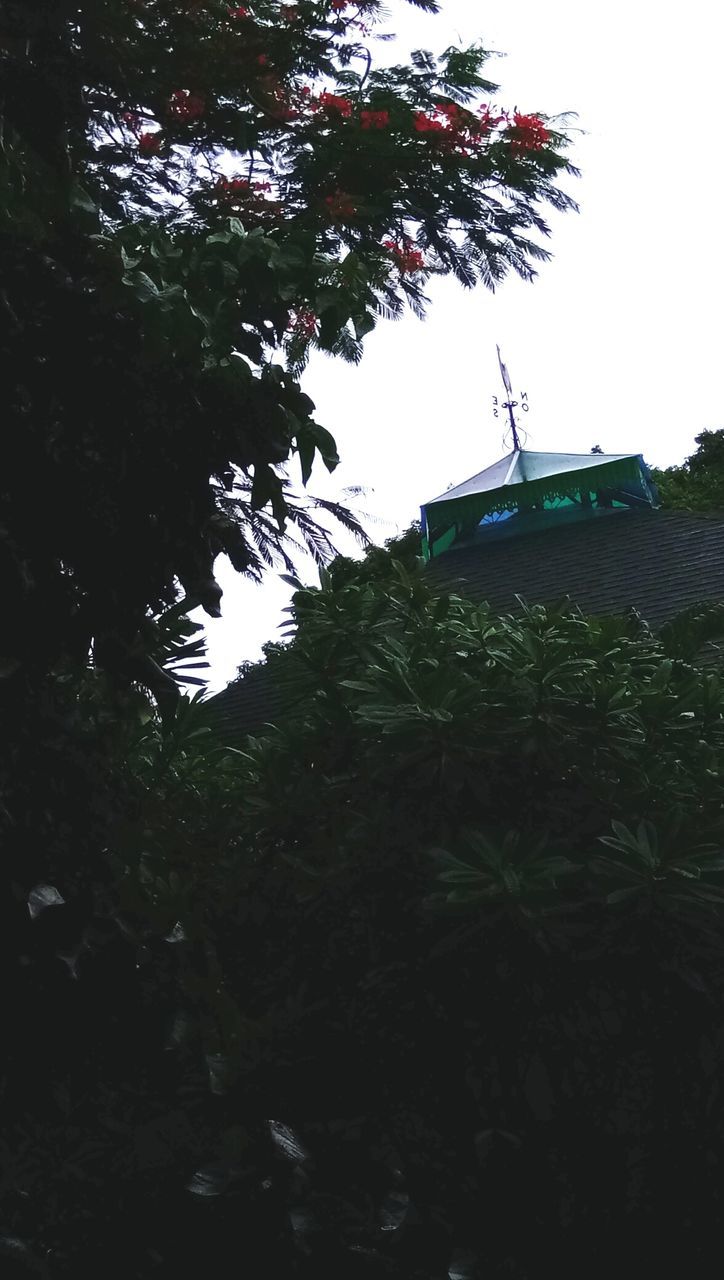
<box><xmin>421</xmin><ymin>447</ymin><xmax>658</xmax><ymax>559</ymax></box>
<box><xmin>421</xmin><ymin>346</ymin><xmax>658</xmax><ymax>559</ymax></box>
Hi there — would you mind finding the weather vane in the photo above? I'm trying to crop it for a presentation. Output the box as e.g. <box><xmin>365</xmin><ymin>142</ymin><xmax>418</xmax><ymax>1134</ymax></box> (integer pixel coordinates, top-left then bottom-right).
<box><xmin>491</xmin><ymin>344</ymin><xmax>529</xmax><ymax>451</ymax></box>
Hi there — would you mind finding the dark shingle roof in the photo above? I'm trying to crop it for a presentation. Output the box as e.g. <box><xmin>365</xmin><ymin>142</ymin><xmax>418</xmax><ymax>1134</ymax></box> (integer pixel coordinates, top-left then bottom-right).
<box><xmin>208</xmin><ymin>509</ymin><xmax>724</xmax><ymax>739</ymax></box>
<box><xmin>425</xmin><ymin>509</ymin><xmax>724</xmax><ymax>629</ymax></box>
<box><xmin>207</xmin><ymin>661</ymin><xmax>301</xmax><ymax>741</ymax></box>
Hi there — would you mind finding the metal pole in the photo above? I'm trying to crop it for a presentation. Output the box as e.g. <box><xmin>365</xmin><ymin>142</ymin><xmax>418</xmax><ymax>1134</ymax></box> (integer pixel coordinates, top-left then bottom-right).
<box><xmin>505</xmin><ymin>400</ymin><xmax>521</xmax><ymax>451</ymax></box>
<box><xmin>497</xmin><ymin>345</ymin><xmax>522</xmax><ymax>452</ymax></box>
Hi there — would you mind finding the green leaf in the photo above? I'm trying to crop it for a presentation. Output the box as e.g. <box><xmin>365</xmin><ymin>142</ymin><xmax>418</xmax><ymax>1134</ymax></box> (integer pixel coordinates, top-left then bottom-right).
<box><xmin>296</xmin><ymin>422</ymin><xmax>340</xmax><ymax>481</ymax></box>
<box><xmin>123</xmin><ymin>270</ymin><xmax>160</xmax><ymax>302</ymax></box>
<box><xmin>606</xmin><ymin>886</ymin><xmax>644</xmax><ymax>905</ymax></box>
<box><xmin>352</xmin><ymin>310</ymin><xmax>376</xmax><ymax>340</ymax></box>
<box><xmin>297</xmin><ymin>432</ymin><xmax>315</xmax><ymax>486</ymax></box>
<box><xmin>70</xmin><ymin>182</ymin><xmax>97</xmax><ymax>215</ymax></box>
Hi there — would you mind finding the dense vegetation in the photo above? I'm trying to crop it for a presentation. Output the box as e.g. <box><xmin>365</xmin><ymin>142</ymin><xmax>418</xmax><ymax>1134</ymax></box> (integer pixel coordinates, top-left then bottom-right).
<box><xmin>652</xmin><ymin>428</ymin><xmax>724</xmax><ymax>513</ymax></box>
<box><xmin>7</xmin><ymin>545</ymin><xmax>724</xmax><ymax>1273</ymax></box>
<box><xmin>0</xmin><ymin>3</ymin><xmax>585</xmax><ymax>1273</ymax></box>
<box><xmin>7</xmin><ymin>2</ymin><xmax>724</xmax><ymax>1275</ymax></box>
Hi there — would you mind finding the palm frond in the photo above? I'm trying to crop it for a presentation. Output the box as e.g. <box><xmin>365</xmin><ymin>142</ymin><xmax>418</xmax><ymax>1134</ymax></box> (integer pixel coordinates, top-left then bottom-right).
<box><xmin>144</xmin><ymin>604</ymin><xmax>210</xmax><ymax>689</ymax></box>
<box><xmin>211</xmin><ymin>472</ymin><xmax>372</xmax><ymax>586</ymax></box>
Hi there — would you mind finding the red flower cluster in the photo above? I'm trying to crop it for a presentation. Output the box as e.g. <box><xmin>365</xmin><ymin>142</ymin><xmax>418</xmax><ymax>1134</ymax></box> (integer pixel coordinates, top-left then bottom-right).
<box><xmin>436</xmin><ymin>102</ymin><xmax>475</xmax><ymax>130</ymax></box>
<box><xmin>214</xmin><ymin>176</ymin><xmax>281</xmax><ymax>223</ymax></box>
<box><xmin>360</xmin><ymin>109</ymin><xmax>389</xmax><ymax>130</ymax></box>
<box><xmin>259</xmin><ymin>79</ymin><xmax>319</xmax><ymax>123</ymax></box>
<box><xmin>167</xmin><ymin>90</ymin><xmax>205</xmax><ymax>122</ymax></box>
<box><xmin>121</xmin><ymin>110</ymin><xmax>141</xmax><ymax>130</ymax></box>
<box><xmin>329</xmin><ymin>0</ymin><xmax>368</xmax><ymax>28</ymax></box>
<box><xmin>414</xmin><ymin>102</ymin><xmax>549</xmax><ymax>156</ymax></box>
<box><xmin>383</xmin><ymin>239</ymin><xmax>425</xmax><ymax>274</ymax></box>
<box><xmin>414</xmin><ymin>101</ymin><xmax>496</xmax><ymax>155</ymax></box>
<box><xmin>317</xmin><ymin>91</ymin><xmax>353</xmax><ymax>118</ymax></box>
<box><xmin>324</xmin><ymin>189</ymin><xmax>357</xmax><ymax>219</ymax></box>
<box><xmin>139</xmin><ymin>131</ymin><xmax>162</xmax><ymax>157</ymax></box>
<box><xmin>216</xmin><ymin>176</ymin><xmax>272</xmax><ymax>198</ymax></box>
<box><xmin>228</xmin><ymin>5</ymin><xmax>249</xmax><ymax>15</ymax></box>
<box><xmin>290</xmin><ymin>308</ymin><xmax>317</xmax><ymax>337</ymax></box>
<box><xmin>507</xmin><ymin>112</ymin><xmax>550</xmax><ymax>153</ymax></box>
<box><xmin>413</xmin><ymin>111</ymin><xmax>446</xmax><ymax>136</ymax></box>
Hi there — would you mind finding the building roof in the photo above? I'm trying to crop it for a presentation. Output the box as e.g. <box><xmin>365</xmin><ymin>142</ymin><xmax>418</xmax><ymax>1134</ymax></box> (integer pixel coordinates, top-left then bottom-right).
<box><xmin>207</xmin><ymin>660</ymin><xmax>302</xmax><ymax>741</ymax></box>
<box><xmin>208</xmin><ymin>508</ymin><xmax>724</xmax><ymax>740</ymax></box>
<box><xmin>425</xmin><ymin>508</ymin><xmax>724</xmax><ymax>629</ymax></box>
<box><xmin>424</xmin><ymin>449</ymin><xmax>637</xmax><ymax>506</ymax></box>
<box><xmin>421</xmin><ymin>449</ymin><xmax>656</xmax><ymax>560</ymax></box>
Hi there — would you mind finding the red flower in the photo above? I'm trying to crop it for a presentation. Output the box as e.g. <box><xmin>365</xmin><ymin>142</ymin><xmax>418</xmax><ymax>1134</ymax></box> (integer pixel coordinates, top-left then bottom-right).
<box><xmin>507</xmin><ymin>112</ymin><xmax>550</xmax><ymax>153</ymax></box>
<box><xmin>360</xmin><ymin>109</ymin><xmax>389</xmax><ymax>130</ymax></box>
<box><xmin>330</xmin><ymin>1</ymin><xmax>349</xmax><ymax>10</ymax></box>
<box><xmin>383</xmin><ymin>238</ymin><xmax>425</xmax><ymax>274</ymax></box>
<box><xmin>228</xmin><ymin>5</ymin><xmax>249</xmax><ymax>15</ymax></box>
<box><xmin>214</xmin><ymin>177</ymin><xmax>281</xmax><ymax>222</ymax></box>
<box><xmin>414</xmin><ymin>112</ymin><xmax>445</xmax><ymax>134</ymax></box>
<box><xmin>257</xmin><ymin>54</ymin><xmax>268</xmax><ymax>66</ymax></box>
<box><xmin>138</xmin><ymin>131</ymin><xmax>162</xmax><ymax>156</ymax></box>
<box><xmin>216</xmin><ymin>177</ymin><xmax>273</xmax><ymax>197</ymax></box>
<box><xmin>435</xmin><ymin>101</ymin><xmax>461</xmax><ymax>123</ymax></box>
<box><xmin>290</xmin><ymin>308</ymin><xmax>317</xmax><ymax>338</ymax></box>
<box><xmin>318</xmin><ymin>91</ymin><xmax>353</xmax><ymax>118</ymax></box>
<box><xmin>121</xmin><ymin>111</ymin><xmax>141</xmax><ymax>131</ymax></box>
<box><xmin>414</xmin><ymin>102</ymin><xmax>506</xmax><ymax>154</ymax></box>
<box><xmin>167</xmin><ymin>90</ymin><xmax>205</xmax><ymax>122</ymax></box>
<box><xmin>217</xmin><ymin>176</ymin><xmax>251</xmax><ymax>195</ymax></box>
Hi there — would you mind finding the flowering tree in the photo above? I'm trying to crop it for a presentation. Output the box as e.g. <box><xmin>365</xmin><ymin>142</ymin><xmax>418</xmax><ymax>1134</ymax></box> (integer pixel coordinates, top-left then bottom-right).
<box><xmin>0</xmin><ymin>0</ymin><xmax>576</xmax><ymax>684</ymax></box>
<box><xmin>0</xmin><ymin>12</ymin><xmax>581</xmax><ymax>1272</ymax></box>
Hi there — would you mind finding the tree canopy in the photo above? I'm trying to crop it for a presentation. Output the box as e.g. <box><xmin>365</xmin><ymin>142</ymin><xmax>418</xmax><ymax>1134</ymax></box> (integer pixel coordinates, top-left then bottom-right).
<box><xmin>652</xmin><ymin>428</ymin><xmax>724</xmax><ymax>513</ymax></box>
<box><xmin>1</xmin><ymin>0</ymin><xmax>577</xmax><ymax>686</ymax></box>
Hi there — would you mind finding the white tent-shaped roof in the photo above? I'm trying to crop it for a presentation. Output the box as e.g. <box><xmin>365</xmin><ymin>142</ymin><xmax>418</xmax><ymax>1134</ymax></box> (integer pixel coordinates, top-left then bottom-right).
<box><xmin>421</xmin><ymin>449</ymin><xmax>658</xmax><ymax>559</ymax></box>
<box><xmin>426</xmin><ymin>450</ymin><xmax>637</xmax><ymax>507</ymax></box>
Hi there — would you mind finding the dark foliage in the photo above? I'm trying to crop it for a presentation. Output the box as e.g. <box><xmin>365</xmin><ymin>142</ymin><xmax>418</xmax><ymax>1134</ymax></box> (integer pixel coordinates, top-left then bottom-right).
<box><xmin>0</xmin><ymin>0</ymin><xmax>576</xmax><ymax>681</ymax></box>
<box><xmin>652</xmin><ymin>428</ymin><xmax>724</xmax><ymax>513</ymax></box>
<box><xmin>5</xmin><ymin>547</ymin><xmax>724</xmax><ymax>1274</ymax></box>
<box><xmin>7</xmin><ymin>5</ymin><xmax>687</xmax><ymax>1275</ymax></box>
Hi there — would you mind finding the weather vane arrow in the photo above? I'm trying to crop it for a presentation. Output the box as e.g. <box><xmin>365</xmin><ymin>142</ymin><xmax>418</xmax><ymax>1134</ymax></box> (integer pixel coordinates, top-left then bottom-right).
<box><xmin>497</xmin><ymin>343</ymin><xmax>513</xmax><ymax>400</ymax></box>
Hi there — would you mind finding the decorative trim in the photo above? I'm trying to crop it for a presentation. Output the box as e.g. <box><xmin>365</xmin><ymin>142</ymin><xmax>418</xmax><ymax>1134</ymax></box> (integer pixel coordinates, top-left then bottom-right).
<box><xmin>423</xmin><ymin>456</ymin><xmax>652</xmax><ymax>559</ymax></box>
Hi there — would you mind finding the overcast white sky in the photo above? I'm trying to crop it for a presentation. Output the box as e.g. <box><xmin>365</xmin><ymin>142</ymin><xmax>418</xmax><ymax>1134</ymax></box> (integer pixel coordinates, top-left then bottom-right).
<box><xmin>200</xmin><ymin>0</ymin><xmax>724</xmax><ymax>691</ymax></box>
